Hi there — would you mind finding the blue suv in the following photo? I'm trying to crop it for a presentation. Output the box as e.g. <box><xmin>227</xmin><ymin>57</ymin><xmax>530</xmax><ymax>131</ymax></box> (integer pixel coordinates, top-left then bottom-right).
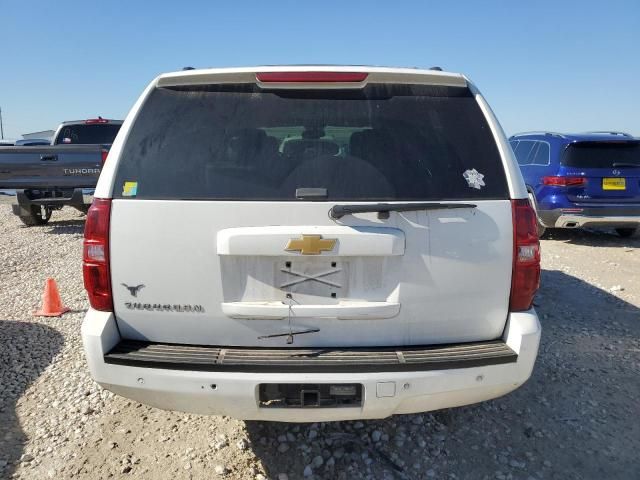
<box><xmin>509</xmin><ymin>132</ymin><xmax>640</xmax><ymax>237</ymax></box>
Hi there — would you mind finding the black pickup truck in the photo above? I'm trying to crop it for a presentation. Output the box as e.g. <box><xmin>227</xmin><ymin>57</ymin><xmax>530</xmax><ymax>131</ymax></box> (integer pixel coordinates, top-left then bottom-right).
<box><xmin>0</xmin><ymin>118</ymin><xmax>122</xmax><ymax>225</ymax></box>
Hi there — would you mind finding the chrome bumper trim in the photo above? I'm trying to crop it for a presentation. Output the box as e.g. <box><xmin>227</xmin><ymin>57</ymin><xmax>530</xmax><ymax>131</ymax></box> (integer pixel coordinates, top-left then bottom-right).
<box><xmin>555</xmin><ymin>214</ymin><xmax>640</xmax><ymax>228</ymax></box>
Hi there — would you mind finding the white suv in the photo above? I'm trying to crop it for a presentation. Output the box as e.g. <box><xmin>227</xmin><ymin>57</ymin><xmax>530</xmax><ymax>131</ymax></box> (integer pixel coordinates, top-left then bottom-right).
<box><xmin>81</xmin><ymin>66</ymin><xmax>541</xmax><ymax>422</ymax></box>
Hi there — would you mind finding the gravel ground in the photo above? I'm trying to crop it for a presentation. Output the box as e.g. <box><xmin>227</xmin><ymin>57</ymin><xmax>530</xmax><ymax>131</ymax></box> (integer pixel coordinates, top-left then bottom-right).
<box><xmin>1</xmin><ymin>205</ymin><xmax>639</xmax><ymax>480</ymax></box>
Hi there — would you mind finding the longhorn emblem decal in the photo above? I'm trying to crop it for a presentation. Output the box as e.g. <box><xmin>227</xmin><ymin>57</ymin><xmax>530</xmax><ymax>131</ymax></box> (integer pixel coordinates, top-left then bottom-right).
<box><xmin>121</xmin><ymin>283</ymin><xmax>145</xmax><ymax>297</ymax></box>
<box><xmin>285</xmin><ymin>235</ymin><xmax>337</xmax><ymax>255</ymax></box>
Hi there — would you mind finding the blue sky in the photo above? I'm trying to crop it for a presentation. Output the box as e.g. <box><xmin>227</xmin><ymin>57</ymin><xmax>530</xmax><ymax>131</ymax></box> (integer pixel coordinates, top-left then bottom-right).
<box><xmin>1</xmin><ymin>0</ymin><xmax>638</xmax><ymax>139</ymax></box>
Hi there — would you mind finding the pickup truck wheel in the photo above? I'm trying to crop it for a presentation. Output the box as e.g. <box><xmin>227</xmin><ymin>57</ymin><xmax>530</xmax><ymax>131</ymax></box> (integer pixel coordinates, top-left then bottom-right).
<box><xmin>615</xmin><ymin>227</ymin><xmax>637</xmax><ymax>238</ymax></box>
<box><xmin>528</xmin><ymin>193</ymin><xmax>547</xmax><ymax>238</ymax></box>
<box><xmin>19</xmin><ymin>205</ymin><xmax>52</xmax><ymax>226</ymax></box>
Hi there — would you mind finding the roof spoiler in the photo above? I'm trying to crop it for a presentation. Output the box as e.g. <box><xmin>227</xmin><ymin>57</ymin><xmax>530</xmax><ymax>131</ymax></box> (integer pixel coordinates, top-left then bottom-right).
<box><xmin>156</xmin><ymin>67</ymin><xmax>468</xmax><ymax>89</ymax></box>
<box><xmin>582</xmin><ymin>131</ymin><xmax>634</xmax><ymax>138</ymax></box>
<box><xmin>510</xmin><ymin>132</ymin><xmax>567</xmax><ymax>139</ymax></box>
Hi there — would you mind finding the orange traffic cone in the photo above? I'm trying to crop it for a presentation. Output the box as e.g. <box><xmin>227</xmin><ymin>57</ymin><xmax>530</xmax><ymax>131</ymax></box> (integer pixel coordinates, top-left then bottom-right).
<box><xmin>33</xmin><ymin>278</ymin><xmax>70</xmax><ymax>317</ymax></box>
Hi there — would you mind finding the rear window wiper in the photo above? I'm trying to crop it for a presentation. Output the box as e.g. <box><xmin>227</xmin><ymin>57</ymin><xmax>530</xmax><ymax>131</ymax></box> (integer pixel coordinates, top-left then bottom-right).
<box><xmin>329</xmin><ymin>202</ymin><xmax>477</xmax><ymax>219</ymax></box>
<box><xmin>612</xmin><ymin>162</ymin><xmax>640</xmax><ymax>168</ymax></box>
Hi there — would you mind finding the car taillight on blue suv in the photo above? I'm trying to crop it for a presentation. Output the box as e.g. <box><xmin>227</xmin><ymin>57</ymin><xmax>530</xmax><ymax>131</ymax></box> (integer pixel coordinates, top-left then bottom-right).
<box><xmin>541</xmin><ymin>176</ymin><xmax>586</xmax><ymax>187</ymax></box>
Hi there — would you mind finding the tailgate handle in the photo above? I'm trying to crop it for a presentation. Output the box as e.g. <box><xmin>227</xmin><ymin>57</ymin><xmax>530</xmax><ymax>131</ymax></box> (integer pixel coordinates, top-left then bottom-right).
<box><xmin>40</xmin><ymin>154</ymin><xmax>58</xmax><ymax>161</ymax></box>
<box><xmin>296</xmin><ymin>188</ymin><xmax>328</xmax><ymax>200</ymax></box>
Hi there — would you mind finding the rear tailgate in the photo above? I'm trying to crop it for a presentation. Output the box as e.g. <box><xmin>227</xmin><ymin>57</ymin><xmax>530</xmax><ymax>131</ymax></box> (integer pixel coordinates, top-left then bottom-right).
<box><xmin>0</xmin><ymin>145</ymin><xmax>104</xmax><ymax>189</ymax></box>
<box><xmin>562</xmin><ymin>141</ymin><xmax>640</xmax><ymax>204</ymax></box>
<box><xmin>106</xmin><ymin>70</ymin><xmax>516</xmax><ymax>348</ymax></box>
<box><xmin>110</xmin><ymin>200</ymin><xmax>513</xmax><ymax>347</ymax></box>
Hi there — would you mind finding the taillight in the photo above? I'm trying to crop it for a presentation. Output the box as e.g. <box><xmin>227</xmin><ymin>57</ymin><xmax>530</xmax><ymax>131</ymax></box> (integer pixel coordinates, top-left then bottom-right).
<box><xmin>101</xmin><ymin>149</ymin><xmax>108</xmax><ymax>165</ymax></box>
<box><xmin>83</xmin><ymin>199</ymin><xmax>112</xmax><ymax>311</ymax></box>
<box><xmin>256</xmin><ymin>72</ymin><xmax>368</xmax><ymax>83</ymax></box>
<box><xmin>542</xmin><ymin>176</ymin><xmax>586</xmax><ymax>186</ymax></box>
<box><xmin>510</xmin><ymin>199</ymin><xmax>540</xmax><ymax>311</ymax></box>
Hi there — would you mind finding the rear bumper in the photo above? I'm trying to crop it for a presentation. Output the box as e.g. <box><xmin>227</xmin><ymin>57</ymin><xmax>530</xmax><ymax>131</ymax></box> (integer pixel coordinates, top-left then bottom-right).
<box><xmin>1</xmin><ymin>188</ymin><xmax>94</xmax><ymax>211</ymax></box>
<box><xmin>538</xmin><ymin>207</ymin><xmax>640</xmax><ymax>228</ymax></box>
<box><xmin>104</xmin><ymin>339</ymin><xmax>518</xmax><ymax>373</ymax></box>
<box><xmin>82</xmin><ymin>309</ymin><xmax>541</xmax><ymax>421</ymax></box>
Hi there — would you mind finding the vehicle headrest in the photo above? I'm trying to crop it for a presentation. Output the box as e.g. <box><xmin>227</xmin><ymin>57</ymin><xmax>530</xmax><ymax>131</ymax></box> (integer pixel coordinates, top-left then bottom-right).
<box><xmin>282</xmin><ymin>139</ymin><xmax>339</xmax><ymax>158</ymax></box>
<box><xmin>302</xmin><ymin>127</ymin><xmax>325</xmax><ymax>139</ymax></box>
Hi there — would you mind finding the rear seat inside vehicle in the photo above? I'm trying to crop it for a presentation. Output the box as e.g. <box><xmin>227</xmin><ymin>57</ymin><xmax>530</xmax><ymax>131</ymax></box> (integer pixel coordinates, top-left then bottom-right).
<box><xmin>201</xmin><ymin>129</ymin><xmax>284</xmax><ymax>194</ymax></box>
<box><xmin>224</xmin><ymin>129</ymin><xmax>281</xmax><ymax>166</ymax></box>
<box><xmin>349</xmin><ymin>129</ymin><xmax>397</xmax><ymax>175</ymax></box>
<box><xmin>350</xmin><ymin>127</ymin><xmax>469</xmax><ymax>199</ymax></box>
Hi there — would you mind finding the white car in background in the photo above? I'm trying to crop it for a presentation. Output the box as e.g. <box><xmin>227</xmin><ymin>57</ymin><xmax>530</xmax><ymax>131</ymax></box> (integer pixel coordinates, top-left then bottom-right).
<box><xmin>81</xmin><ymin>66</ymin><xmax>541</xmax><ymax>422</ymax></box>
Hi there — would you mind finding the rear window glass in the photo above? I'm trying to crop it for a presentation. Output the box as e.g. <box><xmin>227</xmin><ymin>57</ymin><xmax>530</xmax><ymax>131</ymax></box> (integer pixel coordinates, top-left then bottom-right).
<box><xmin>562</xmin><ymin>142</ymin><xmax>640</xmax><ymax>168</ymax></box>
<box><xmin>54</xmin><ymin>124</ymin><xmax>121</xmax><ymax>145</ymax></box>
<box><xmin>113</xmin><ymin>83</ymin><xmax>508</xmax><ymax>201</ymax></box>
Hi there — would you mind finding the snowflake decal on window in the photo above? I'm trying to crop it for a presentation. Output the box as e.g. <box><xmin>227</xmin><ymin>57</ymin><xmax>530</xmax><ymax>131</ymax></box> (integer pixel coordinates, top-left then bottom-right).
<box><xmin>463</xmin><ymin>169</ymin><xmax>486</xmax><ymax>190</ymax></box>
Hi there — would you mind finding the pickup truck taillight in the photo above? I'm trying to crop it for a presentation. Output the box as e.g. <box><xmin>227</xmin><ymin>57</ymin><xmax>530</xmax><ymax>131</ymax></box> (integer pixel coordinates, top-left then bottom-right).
<box><xmin>101</xmin><ymin>149</ymin><xmax>108</xmax><ymax>165</ymax></box>
<box><xmin>86</xmin><ymin>117</ymin><xmax>109</xmax><ymax>124</ymax></box>
<box><xmin>510</xmin><ymin>199</ymin><xmax>540</xmax><ymax>311</ymax></box>
<box><xmin>83</xmin><ymin>199</ymin><xmax>113</xmax><ymax>311</ymax></box>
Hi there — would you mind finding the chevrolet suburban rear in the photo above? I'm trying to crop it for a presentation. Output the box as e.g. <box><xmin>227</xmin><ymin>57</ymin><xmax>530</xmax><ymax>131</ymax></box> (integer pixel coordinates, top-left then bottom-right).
<box><xmin>81</xmin><ymin>66</ymin><xmax>541</xmax><ymax>422</ymax></box>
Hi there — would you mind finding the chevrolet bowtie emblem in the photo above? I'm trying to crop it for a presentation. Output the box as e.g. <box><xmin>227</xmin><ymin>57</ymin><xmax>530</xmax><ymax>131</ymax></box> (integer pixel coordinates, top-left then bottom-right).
<box><xmin>285</xmin><ymin>235</ymin><xmax>337</xmax><ymax>255</ymax></box>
